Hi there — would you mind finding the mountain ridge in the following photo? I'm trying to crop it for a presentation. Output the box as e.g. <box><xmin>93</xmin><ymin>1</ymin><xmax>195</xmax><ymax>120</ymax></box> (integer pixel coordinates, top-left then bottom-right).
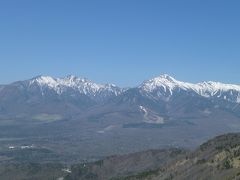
<box><xmin>1</xmin><ymin>74</ymin><xmax>240</xmax><ymax>119</ymax></box>
<box><xmin>2</xmin><ymin>74</ymin><xmax>240</xmax><ymax>103</ymax></box>
<box><xmin>139</xmin><ymin>74</ymin><xmax>240</xmax><ymax>103</ymax></box>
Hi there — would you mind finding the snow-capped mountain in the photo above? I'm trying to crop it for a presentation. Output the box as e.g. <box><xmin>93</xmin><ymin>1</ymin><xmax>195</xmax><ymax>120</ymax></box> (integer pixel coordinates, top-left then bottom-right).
<box><xmin>0</xmin><ymin>75</ymin><xmax>124</xmax><ymax>117</ymax></box>
<box><xmin>3</xmin><ymin>74</ymin><xmax>240</xmax><ymax>103</ymax></box>
<box><xmin>0</xmin><ymin>74</ymin><xmax>240</xmax><ymax>120</ymax></box>
<box><xmin>139</xmin><ymin>74</ymin><xmax>240</xmax><ymax>103</ymax></box>
<box><xmin>27</xmin><ymin>75</ymin><xmax>123</xmax><ymax>99</ymax></box>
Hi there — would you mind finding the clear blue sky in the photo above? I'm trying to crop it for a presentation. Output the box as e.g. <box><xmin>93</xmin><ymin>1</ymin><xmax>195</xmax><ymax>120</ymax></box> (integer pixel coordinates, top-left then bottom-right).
<box><xmin>0</xmin><ymin>0</ymin><xmax>240</xmax><ymax>87</ymax></box>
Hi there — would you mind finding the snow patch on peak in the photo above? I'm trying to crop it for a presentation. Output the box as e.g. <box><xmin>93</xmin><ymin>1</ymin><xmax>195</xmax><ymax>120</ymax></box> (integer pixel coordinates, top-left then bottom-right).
<box><xmin>140</xmin><ymin>74</ymin><xmax>196</xmax><ymax>93</ymax></box>
<box><xmin>63</xmin><ymin>75</ymin><xmax>88</xmax><ymax>83</ymax></box>
<box><xmin>158</xmin><ymin>74</ymin><xmax>177</xmax><ymax>82</ymax></box>
<box><xmin>197</xmin><ymin>81</ymin><xmax>240</xmax><ymax>92</ymax></box>
<box><xmin>30</xmin><ymin>76</ymin><xmax>57</xmax><ymax>87</ymax></box>
<box><xmin>65</xmin><ymin>75</ymin><xmax>78</xmax><ymax>80</ymax></box>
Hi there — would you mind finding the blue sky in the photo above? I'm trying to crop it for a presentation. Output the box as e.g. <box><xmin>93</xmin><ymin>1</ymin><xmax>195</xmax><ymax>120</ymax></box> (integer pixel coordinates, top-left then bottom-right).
<box><xmin>0</xmin><ymin>0</ymin><xmax>239</xmax><ymax>87</ymax></box>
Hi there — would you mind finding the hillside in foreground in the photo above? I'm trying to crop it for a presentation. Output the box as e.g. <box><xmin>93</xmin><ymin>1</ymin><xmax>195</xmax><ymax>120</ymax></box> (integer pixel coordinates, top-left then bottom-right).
<box><xmin>0</xmin><ymin>134</ymin><xmax>240</xmax><ymax>180</ymax></box>
<box><xmin>66</xmin><ymin>133</ymin><xmax>240</xmax><ymax>180</ymax></box>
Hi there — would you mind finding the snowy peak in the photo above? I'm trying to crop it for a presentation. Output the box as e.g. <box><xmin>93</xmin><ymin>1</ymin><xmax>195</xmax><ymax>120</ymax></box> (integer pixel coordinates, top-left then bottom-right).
<box><xmin>31</xmin><ymin>75</ymin><xmax>90</xmax><ymax>86</ymax></box>
<box><xmin>140</xmin><ymin>74</ymin><xmax>240</xmax><ymax>103</ymax></box>
<box><xmin>148</xmin><ymin>74</ymin><xmax>177</xmax><ymax>84</ymax></box>
<box><xmin>28</xmin><ymin>75</ymin><xmax>122</xmax><ymax>97</ymax></box>
<box><xmin>197</xmin><ymin>81</ymin><xmax>240</xmax><ymax>92</ymax></box>
<box><xmin>62</xmin><ymin>75</ymin><xmax>90</xmax><ymax>84</ymax></box>
<box><xmin>158</xmin><ymin>74</ymin><xmax>177</xmax><ymax>82</ymax></box>
<box><xmin>31</xmin><ymin>75</ymin><xmax>57</xmax><ymax>86</ymax></box>
<box><xmin>140</xmin><ymin>74</ymin><xmax>194</xmax><ymax>93</ymax></box>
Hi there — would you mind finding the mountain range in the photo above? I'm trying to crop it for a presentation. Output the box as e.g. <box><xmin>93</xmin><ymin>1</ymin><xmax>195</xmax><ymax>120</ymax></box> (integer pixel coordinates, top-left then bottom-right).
<box><xmin>1</xmin><ymin>74</ymin><xmax>240</xmax><ymax>119</ymax></box>
<box><xmin>0</xmin><ymin>74</ymin><xmax>240</xmax><ymax>162</ymax></box>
